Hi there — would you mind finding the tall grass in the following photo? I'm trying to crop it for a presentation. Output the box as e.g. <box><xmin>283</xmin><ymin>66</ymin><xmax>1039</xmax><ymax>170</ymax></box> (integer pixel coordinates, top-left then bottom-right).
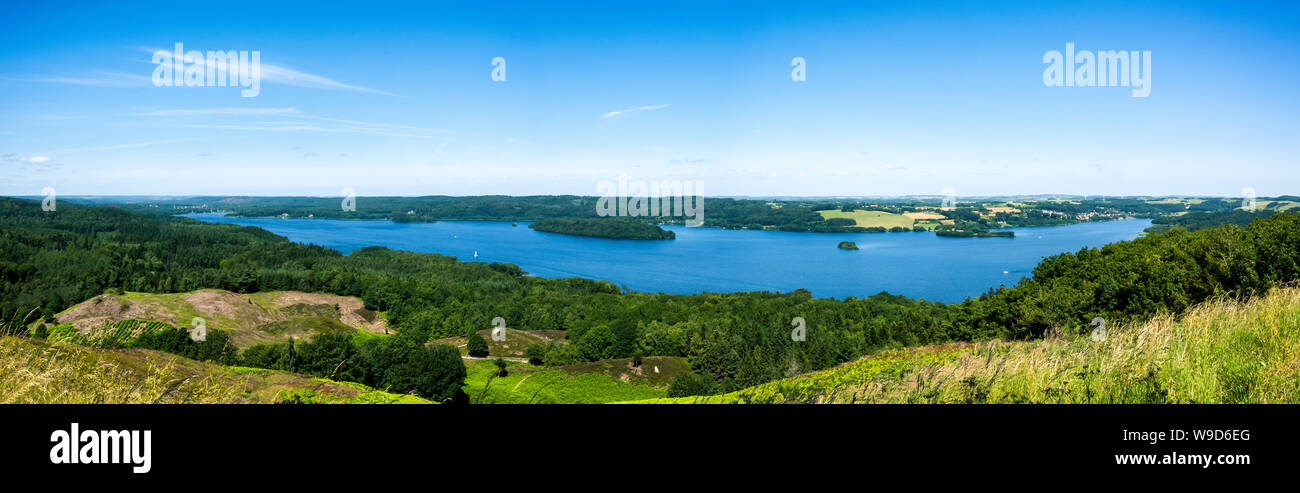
<box><xmin>0</xmin><ymin>336</ymin><xmax>429</xmax><ymax>404</ymax></box>
<box><xmin>0</xmin><ymin>336</ymin><xmax>239</xmax><ymax>404</ymax></box>
<box><xmin>638</xmin><ymin>286</ymin><xmax>1300</xmax><ymax>404</ymax></box>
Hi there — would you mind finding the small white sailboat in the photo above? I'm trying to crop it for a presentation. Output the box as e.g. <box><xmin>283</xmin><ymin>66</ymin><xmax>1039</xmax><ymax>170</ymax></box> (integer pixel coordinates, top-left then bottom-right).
<box><xmin>473</xmin><ymin>250</ymin><xmax>479</xmax><ymax>261</ymax></box>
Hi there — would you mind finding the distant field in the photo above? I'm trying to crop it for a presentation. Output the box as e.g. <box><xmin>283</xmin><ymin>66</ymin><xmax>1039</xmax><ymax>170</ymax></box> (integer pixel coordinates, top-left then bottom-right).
<box><xmin>903</xmin><ymin>211</ymin><xmax>946</xmax><ymax>220</ymax></box>
<box><xmin>819</xmin><ymin>209</ymin><xmax>914</xmax><ymax>229</ymax></box>
<box><xmin>1146</xmin><ymin>197</ymin><xmax>1205</xmax><ymax>205</ymax></box>
<box><xmin>1265</xmin><ymin>200</ymin><xmax>1300</xmax><ymax>211</ymax></box>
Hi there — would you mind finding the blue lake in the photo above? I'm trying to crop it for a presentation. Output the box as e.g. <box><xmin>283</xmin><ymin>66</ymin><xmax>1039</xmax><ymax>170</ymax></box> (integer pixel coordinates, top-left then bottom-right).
<box><xmin>185</xmin><ymin>213</ymin><xmax>1151</xmax><ymax>303</ymax></box>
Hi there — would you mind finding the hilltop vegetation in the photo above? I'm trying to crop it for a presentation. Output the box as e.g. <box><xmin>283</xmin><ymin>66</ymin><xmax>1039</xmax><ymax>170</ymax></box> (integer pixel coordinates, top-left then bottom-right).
<box><xmin>635</xmin><ymin>286</ymin><xmax>1300</xmax><ymax>404</ymax></box>
<box><xmin>463</xmin><ymin>356</ymin><xmax>688</xmax><ymax>404</ymax></box>
<box><xmin>0</xmin><ymin>335</ymin><xmax>429</xmax><ymax>404</ymax></box>
<box><xmin>48</xmin><ymin>289</ymin><xmax>388</xmax><ymax>348</ymax></box>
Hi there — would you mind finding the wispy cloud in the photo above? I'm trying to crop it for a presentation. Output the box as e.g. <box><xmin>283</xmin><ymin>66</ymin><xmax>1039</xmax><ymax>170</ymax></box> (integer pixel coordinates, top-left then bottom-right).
<box><xmin>7</xmin><ymin>155</ymin><xmax>51</xmax><ymax>164</ymax></box>
<box><xmin>140</xmin><ymin>107</ymin><xmax>299</xmax><ymax>117</ymax></box>
<box><xmin>13</xmin><ymin>71</ymin><xmax>152</xmax><ymax>87</ymax></box>
<box><xmin>140</xmin><ymin>47</ymin><xmax>396</xmax><ymax>96</ymax></box>
<box><xmin>4</xmin><ymin>154</ymin><xmax>57</xmax><ymax>171</ymax></box>
<box><xmin>47</xmin><ymin>139</ymin><xmax>190</xmax><ymax>154</ymax></box>
<box><xmin>135</xmin><ymin>106</ymin><xmax>452</xmax><ymax>139</ymax></box>
<box><xmin>601</xmin><ymin>104</ymin><xmax>669</xmax><ymax>119</ymax></box>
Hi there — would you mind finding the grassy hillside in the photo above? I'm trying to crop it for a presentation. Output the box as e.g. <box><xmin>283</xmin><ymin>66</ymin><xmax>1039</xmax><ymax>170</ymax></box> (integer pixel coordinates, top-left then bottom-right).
<box><xmin>633</xmin><ymin>286</ymin><xmax>1300</xmax><ymax>404</ymax></box>
<box><xmin>464</xmin><ymin>356</ymin><xmax>689</xmax><ymax>403</ymax></box>
<box><xmin>433</xmin><ymin>328</ymin><xmax>564</xmax><ymax>359</ymax></box>
<box><xmin>45</xmin><ymin>289</ymin><xmax>388</xmax><ymax>348</ymax></box>
<box><xmin>0</xmin><ymin>336</ymin><xmax>429</xmax><ymax>404</ymax></box>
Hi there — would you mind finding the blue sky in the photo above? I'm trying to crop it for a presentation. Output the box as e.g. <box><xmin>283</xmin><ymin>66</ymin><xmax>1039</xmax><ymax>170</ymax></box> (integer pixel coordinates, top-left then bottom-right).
<box><xmin>1</xmin><ymin>1</ymin><xmax>1298</xmax><ymax>197</ymax></box>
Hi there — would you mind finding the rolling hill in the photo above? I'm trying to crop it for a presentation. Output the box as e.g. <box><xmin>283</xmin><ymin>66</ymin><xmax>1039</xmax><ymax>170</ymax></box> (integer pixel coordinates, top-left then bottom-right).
<box><xmin>630</xmin><ymin>286</ymin><xmax>1300</xmax><ymax>404</ymax></box>
<box><xmin>45</xmin><ymin>289</ymin><xmax>389</xmax><ymax>348</ymax></box>
<box><xmin>0</xmin><ymin>335</ymin><xmax>429</xmax><ymax>404</ymax></box>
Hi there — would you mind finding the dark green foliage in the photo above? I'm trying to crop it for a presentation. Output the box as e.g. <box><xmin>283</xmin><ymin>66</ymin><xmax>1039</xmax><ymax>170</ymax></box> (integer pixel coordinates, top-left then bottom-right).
<box><xmin>525</xmin><ymin>343</ymin><xmax>546</xmax><ymax>365</ymax></box>
<box><xmin>667</xmin><ymin>371</ymin><xmax>717</xmax><ymax>397</ymax></box>
<box><xmin>576</xmin><ymin>324</ymin><xmax>616</xmax><ymax>360</ymax></box>
<box><xmin>294</xmin><ymin>332</ymin><xmax>364</xmax><ymax>382</ymax></box>
<box><xmin>529</xmin><ymin>217</ymin><xmax>675</xmax><ymax>240</ymax></box>
<box><xmin>1147</xmin><ymin>209</ymin><xmax>1274</xmax><ymax>234</ymax></box>
<box><xmin>132</xmin><ymin>326</ymin><xmax>240</xmax><ymax>365</ymax></box>
<box><xmin>353</xmin><ymin>334</ymin><xmax>467</xmax><ymax>401</ymax></box>
<box><xmin>825</xmin><ymin>217</ymin><xmax>856</xmax><ymax>227</ymax></box>
<box><xmin>493</xmin><ymin>357</ymin><xmax>508</xmax><ymax>377</ymax></box>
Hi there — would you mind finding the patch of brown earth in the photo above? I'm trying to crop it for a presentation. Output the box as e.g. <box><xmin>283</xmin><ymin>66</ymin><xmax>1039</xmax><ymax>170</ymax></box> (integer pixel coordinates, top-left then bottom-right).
<box><xmin>262</xmin><ymin>291</ymin><xmax>389</xmax><ymax>334</ymax></box>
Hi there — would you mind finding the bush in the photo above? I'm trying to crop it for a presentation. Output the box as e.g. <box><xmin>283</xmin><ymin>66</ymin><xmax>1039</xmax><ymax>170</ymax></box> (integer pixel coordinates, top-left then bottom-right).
<box><xmin>295</xmin><ymin>332</ymin><xmax>364</xmax><ymax>382</ymax></box>
<box><xmin>525</xmin><ymin>343</ymin><xmax>546</xmax><ymax>365</ymax></box>
<box><xmin>577</xmin><ymin>325</ymin><xmax>616</xmax><ymax>361</ymax></box>
<box><xmin>376</xmin><ymin>338</ymin><xmax>467</xmax><ymax>402</ymax></box>
<box><xmin>467</xmin><ymin>332</ymin><xmax>489</xmax><ymax>357</ymax></box>
<box><xmin>493</xmin><ymin>357</ymin><xmax>508</xmax><ymax>377</ymax></box>
<box><xmin>668</xmin><ymin>371</ymin><xmax>717</xmax><ymax>397</ymax></box>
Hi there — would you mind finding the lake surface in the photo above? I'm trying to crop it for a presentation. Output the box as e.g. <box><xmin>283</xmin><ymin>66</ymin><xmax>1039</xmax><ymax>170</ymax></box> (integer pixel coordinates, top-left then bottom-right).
<box><xmin>185</xmin><ymin>213</ymin><xmax>1151</xmax><ymax>303</ymax></box>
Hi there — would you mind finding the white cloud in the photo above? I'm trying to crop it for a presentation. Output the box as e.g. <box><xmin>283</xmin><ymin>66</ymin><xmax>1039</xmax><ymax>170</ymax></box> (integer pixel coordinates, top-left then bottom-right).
<box><xmin>137</xmin><ymin>107</ymin><xmax>452</xmax><ymax>139</ymax></box>
<box><xmin>141</xmin><ymin>107</ymin><xmax>299</xmax><ymax>117</ymax></box>
<box><xmin>47</xmin><ymin>140</ymin><xmax>190</xmax><ymax>154</ymax></box>
<box><xmin>141</xmin><ymin>47</ymin><xmax>396</xmax><ymax>96</ymax></box>
<box><xmin>22</xmin><ymin>71</ymin><xmax>152</xmax><ymax>87</ymax></box>
<box><xmin>17</xmin><ymin>156</ymin><xmax>50</xmax><ymax>164</ymax></box>
<box><xmin>601</xmin><ymin>104</ymin><xmax>669</xmax><ymax>118</ymax></box>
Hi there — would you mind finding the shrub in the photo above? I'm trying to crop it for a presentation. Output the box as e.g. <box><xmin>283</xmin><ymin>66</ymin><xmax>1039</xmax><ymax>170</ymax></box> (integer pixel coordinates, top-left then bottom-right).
<box><xmin>525</xmin><ymin>343</ymin><xmax>546</xmax><ymax>365</ymax></box>
<box><xmin>668</xmin><ymin>371</ymin><xmax>717</xmax><ymax>397</ymax></box>
<box><xmin>467</xmin><ymin>332</ymin><xmax>489</xmax><ymax>357</ymax></box>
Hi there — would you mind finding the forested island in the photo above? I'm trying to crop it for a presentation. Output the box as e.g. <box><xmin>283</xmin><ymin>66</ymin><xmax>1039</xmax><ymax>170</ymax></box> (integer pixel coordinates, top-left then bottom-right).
<box><xmin>837</xmin><ymin>241</ymin><xmax>859</xmax><ymax>250</ymax></box>
<box><xmin>4</xmin><ymin>196</ymin><xmax>1299</xmax><ymax>403</ymax></box>
<box><xmin>529</xmin><ymin>217</ymin><xmax>675</xmax><ymax>240</ymax></box>
<box><xmin>935</xmin><ymin>229</ymin><xmax>1015</xmax><ymax>238</ymax></box>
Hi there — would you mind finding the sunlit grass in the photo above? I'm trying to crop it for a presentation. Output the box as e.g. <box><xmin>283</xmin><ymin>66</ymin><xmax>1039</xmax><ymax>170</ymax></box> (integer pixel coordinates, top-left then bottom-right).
<box><xmin>634</xmin><ymin>286</ymin><xmax>1300</xmax><ymax>404</ymax></box>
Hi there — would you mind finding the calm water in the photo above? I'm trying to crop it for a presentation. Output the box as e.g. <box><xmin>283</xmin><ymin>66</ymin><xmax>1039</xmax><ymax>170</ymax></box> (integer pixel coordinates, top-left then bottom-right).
<box><xmin>186</xmin><ymin>213</ymin><xmax>1151</xmax><ymax>303</ymax></box>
